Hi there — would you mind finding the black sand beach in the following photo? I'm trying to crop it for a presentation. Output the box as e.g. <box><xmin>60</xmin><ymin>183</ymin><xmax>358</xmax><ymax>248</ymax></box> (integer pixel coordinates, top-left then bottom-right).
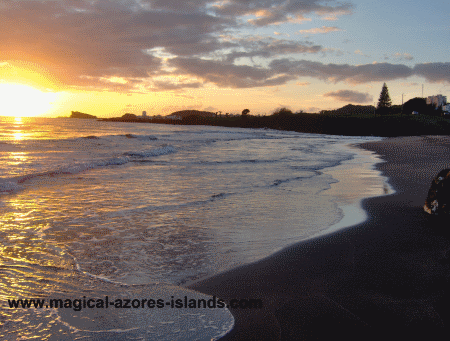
<box><xmin>187</xmin><ymin>135</ymin><xmax>450</xmax><ymax>340</ymax></box>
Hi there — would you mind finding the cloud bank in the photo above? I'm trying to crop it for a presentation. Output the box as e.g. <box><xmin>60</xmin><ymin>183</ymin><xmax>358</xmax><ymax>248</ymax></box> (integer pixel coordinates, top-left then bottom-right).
<box><xmin>0</xmin><ymin>0</ymin><xmax>449</xmax><ymax>93</ymax></box>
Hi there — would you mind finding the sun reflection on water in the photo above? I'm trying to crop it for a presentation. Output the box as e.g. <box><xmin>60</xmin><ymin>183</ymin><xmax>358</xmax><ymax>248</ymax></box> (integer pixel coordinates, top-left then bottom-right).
<box><xmin>13</xmin><ymin>116</ymin><xmax>24</xmax><ymax>141</ymax></box>
<box><xmin>0</xmin><ymin>194</ymin><xmax>75</xmax><ymax>306</ymax></box>
<box><xmin>1</xmin><ymin>116</ymin><xmax>59</xmax><ymax>142</ymax></box>
<box><xmin>9</xmin><ymin>152</ymin><xmax>28</xmax><ymax>164</ymax></box>
<box><xmin>12</xmin><ymin>132</ymin><xmax>24</xmax><ymax>140</ymax></box>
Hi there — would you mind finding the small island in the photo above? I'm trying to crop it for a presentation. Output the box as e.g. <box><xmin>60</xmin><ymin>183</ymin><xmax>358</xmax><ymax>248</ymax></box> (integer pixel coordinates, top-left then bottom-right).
<box><xmin>70</xmin><ymin>111</ymin><xmax>97</xmax><ymax>119</ymax></box>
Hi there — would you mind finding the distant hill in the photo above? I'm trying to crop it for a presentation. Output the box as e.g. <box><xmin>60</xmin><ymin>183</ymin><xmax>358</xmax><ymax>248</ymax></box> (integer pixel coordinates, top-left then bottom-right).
<box><xmin>169</xmin><ymin>110</ymin><xmax>215</xmax><ymax>118</ymax></box>
<box><xmin>122</xmin><ymin>113</ymin><xmax>138</xmax><ymax>119</ymax></box>
<box><xmin>70</xmin><ymin>111</ymin><xmax>97</xmax><ymax>119</ymax></box>
<box><xmin>321</xmin><ymin>104</ymin><xmax>375</xmax><ymax>115</ymax></box>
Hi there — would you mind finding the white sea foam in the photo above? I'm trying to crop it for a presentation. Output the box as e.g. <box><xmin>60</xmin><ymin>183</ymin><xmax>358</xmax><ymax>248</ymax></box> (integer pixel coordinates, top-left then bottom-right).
<box><xmin>123</xmin><ymin>145</ymin><xmax>176</xmax><ymax>157</ymax></box>
<box><xmin>0</xmin><ymin>145</ymin><xmax>176</xmax><ymax>194</ymax></box>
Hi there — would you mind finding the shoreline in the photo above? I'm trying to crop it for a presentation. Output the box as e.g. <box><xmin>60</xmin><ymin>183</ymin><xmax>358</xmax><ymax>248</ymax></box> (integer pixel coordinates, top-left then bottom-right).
<box><xmin>313</xmin><ymin>142</ymin><xmax>394</xmax><ymax>239</ymax></box>
<box><xmin>187</xmin><ymin>135</ymin><xmax>450</xmax><ymax>340</ymax></box>
<box><xmin>95</xmin><ymin>113</ymin><xmax>450</xmax><ymax>137</ymax></box>
<box><xmin>175</xmin><ymin>135</ymin><xmax>387</xmax><ymax>289</ymax></box>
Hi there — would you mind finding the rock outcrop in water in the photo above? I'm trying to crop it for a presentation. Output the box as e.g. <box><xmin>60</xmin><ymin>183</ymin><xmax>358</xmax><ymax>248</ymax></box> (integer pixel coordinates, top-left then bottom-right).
<box><xmin>424</xmin><ymin>169</ymin><xmax>450</xmax><ymax>214</ymax></box>
<box><xmin>70</xmin><ymin>111</ymin><xmax>97</xmax><ymax>119</ymax></box>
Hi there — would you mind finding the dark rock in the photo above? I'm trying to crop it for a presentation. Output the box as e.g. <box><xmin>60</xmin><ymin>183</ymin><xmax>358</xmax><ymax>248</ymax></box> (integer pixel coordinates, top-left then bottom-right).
<box><xmin>424</xmin><ymin>169</ymin><xmax>450</xmax><ymax>214</ymax></box>
<box><xmin>70</xmin><ymin>111</ymin><xmax>97</xmax><ymax>119</ymax></box>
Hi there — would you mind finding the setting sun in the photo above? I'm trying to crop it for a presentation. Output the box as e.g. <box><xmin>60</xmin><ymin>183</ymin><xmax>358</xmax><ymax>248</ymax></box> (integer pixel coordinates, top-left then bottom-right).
<box><xmin>0</xmin><ymin>84</ymin><xmax>58</xmax><ymax>117</ymax></box>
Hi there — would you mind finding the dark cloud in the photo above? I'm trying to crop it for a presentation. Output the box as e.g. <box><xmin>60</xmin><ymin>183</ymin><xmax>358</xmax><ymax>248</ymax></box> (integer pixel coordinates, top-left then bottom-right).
<box><xmin>222</xmin><ymin>37</ymin><xmax>324</xmax><ymax>62</ymax></box>
<box><xmin>150</xmin><ymin>80</ymin><xmax>203</xmax><ymax>91</ymax></box>
<box><xmin>0</xmin><ymin>0</ymin><xmax>231</xmax><ymax>90</ymax></box>
<box><xmin>400</xmin><ymin>82</ymin><xmax>419</xmax><ymax>87</ymax></box>
<box><xmin>2</xmin><ymin>1</ymin><xmax>159</xmax><ymax>85</ymax></box>
<box><xmin>0</xmin><ymin>0</ymin><xmax>448</xmax><ymax>93</ymax></box>
<box><xmin>269</xmin><ymin>59</ymin><xmax>414</xmax><ymax>83</ymax></box>
<box><xmin>268</xmin><ymin>60</ymin><xmax>450</xmax><ymax>85</ymax></box>
<box><xmin>169</xmin><ymin>57</ymin><xmax>296</xmax><ymax>88</ymax></box>
<box><xmin>414</xmin><ymin>63</ymin><xmax>450</xmax><ymax>83</ymax></box>
<box><xmin>169</xmin><ymin>59</ymin><xmax>449</xmax><ymax>88</ymax></box>
<box><xmin>323</xmin><ymin>89</ymin><xmax>373</xmax><ymax>103</ymax></box>
<box><xmin>141</xmin><ymin>0</ymin><xmax>213</xmax><ymax>13</ymax></box>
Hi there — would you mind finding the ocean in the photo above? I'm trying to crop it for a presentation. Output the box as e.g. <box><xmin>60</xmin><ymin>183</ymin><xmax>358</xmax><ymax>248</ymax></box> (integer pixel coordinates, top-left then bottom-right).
<box><xmin>0</xmin><ymin>117</ymin><xmax>392</xmax><ymax>340</ymax></box>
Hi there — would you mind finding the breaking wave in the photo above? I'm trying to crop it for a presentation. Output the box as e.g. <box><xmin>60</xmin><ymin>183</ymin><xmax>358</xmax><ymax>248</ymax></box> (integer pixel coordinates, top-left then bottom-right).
<box><xmin>0</xmin><ymin>145</ymin><xmax>176</xmax><ymax>194</ymax></box>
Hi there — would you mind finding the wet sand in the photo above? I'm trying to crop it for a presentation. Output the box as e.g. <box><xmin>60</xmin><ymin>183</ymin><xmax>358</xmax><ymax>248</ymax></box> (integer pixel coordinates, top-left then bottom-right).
<box><xmin>187</xmin><ymin>135</ymin><xmax>450</xmax><ymax>340</ymax></box>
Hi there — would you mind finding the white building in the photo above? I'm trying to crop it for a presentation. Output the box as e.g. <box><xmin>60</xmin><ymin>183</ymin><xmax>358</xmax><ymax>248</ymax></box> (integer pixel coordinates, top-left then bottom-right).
<box><xmin>426</xmin><ymin>94</ymin><xmax>447</xmax><ymax>108</ymax></box>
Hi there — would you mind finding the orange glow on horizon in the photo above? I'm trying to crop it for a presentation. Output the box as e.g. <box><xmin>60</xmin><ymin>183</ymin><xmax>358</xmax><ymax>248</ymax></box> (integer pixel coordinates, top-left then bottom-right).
<box><xmin>0</xmin><ymin>61</ymin><xmax>63</xmax><ymax>117</ymax></box>
<box><xmin>0</xmin><ymin>83</ymin><xmax>60</xmax><ymax>117</ymax></box>
<box><xmin>0</xmin><ymin>60</ymin><xmax>61</xmax><ymax>90</ymax></box>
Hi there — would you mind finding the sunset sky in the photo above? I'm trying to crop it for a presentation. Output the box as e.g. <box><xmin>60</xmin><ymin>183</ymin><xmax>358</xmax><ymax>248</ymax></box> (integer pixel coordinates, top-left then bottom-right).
<box><xmin>0</xmin><ymin>0</ymin><xmax>449</xmax><ymax>117</ymax></box>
